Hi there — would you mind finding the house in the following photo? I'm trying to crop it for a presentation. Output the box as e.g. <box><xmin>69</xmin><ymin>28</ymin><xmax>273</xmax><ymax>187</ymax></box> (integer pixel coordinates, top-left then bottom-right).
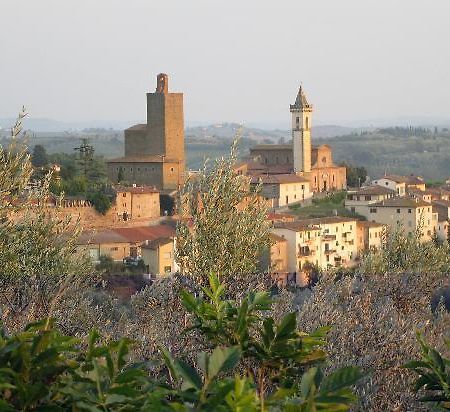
<box><xmin>250</xmin><ymin>174</ymin><xmax>312</xmax><ymax>207</ymax></box>
<box><xmin>272</xmin><ymin>216</ymin><xmax>358</xmax><ymax>285</ymax></box>
<box><xmin>372</xmin><ymin>174</ymin><xmax>426</xmax><ymax>196</ymax></box>
<box><xmin>141</xmin><ymin>237</ymin><xmax>178</xmax><ymax>277</ymax></box>
<box><xmin>115</xmin><ymin>186</ymin><xmax>160</xmax><ymax>222</ymax></box>
<box><xmin>345</xmin><ymin>186</ymin><xmax>396</xmax><ymax>216</ymax></box>
<box><xmin>361</xmin><ymin>197</ymin><xmax>436</xmax><ymax>241</ymax></box>
<box><xmin>76</xmin><ymin>224</ymin><xmax>176</xmax><ymax>263</ymax></box>
<box><xmin>356</xmin><ymin>221</ymin><xmax>386</xmax><ymax>255</ymax></box>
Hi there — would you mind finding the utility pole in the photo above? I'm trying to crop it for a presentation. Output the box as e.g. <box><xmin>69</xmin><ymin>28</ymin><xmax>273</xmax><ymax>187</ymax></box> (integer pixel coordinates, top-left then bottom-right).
<box><xmin>74</xmin><ymin>138</ymin><xmax>94</xmax><ymax>177</ymax></box>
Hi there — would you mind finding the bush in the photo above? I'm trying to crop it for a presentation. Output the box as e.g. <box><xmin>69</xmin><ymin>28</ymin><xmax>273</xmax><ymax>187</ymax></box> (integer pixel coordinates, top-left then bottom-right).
<box><xmin>0</xmin><ymin>275</ymin><xmax>365</xmax><ymax>411</ymax></box>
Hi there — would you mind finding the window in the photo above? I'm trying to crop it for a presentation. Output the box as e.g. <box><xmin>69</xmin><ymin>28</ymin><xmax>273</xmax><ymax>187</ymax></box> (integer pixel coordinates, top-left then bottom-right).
<box><xmin>370</xmin><ymin>208</ymin><xmax>377</xmax><ymax>213</ymax></box>
<box><xmin>397</xmin><ymin>209</ymin><xmax>401</xmax><ymax>213</ymax></box>
<box><xmin>301</xmin><ymin>185</ymin><xmax>304</xmax><ymax>190</ymax></box>
<box><xmin>170</xmin><ymin>167</ymin><xmax>174</xmax><ymax>172</ymax></box>
<box><xmin>164</xmin><ymin>266</ymin><xmax>172</xmax><ymax>273</ymax></box>
<box><xmin>386</xmin><ymin>182</ymin><xmax>389</xmax><ymax>186</ymax></box>
<box><xmin>408</xmin><ymin>209</ymin><xmax>412</xmax><ymax>213</ymax></box>
<box><xmin>365</xmin><ymin>195</ymin><xmax>371</xmax><ymax>201</ymax></box>
<box><xmin>351</xmin><ymin>207</ymin><xmax>355</xmax><ymax>213</ymax></box>
<box><xmin>306</xmin><ymin>117</ymin><xmax>309</xmax><ymax>130</ymax></box>
<box><xmin>110</xmin><ymin>247</ymin><xmax>118</xmax><ymax>251</ymax></box>
<box><xmin>163</xmin><ymin>252</ymin><xmax>172</xmax><ymax>259</ymax></box>
<box><xmin>137</xmin><ymin>168</ymin><xmax>140</xmax><ymax>171</ymax></box>
<box><xmin>122</xmin><ymin>193</ymin><xmax>126</xmax><ymax>197</ymax></box>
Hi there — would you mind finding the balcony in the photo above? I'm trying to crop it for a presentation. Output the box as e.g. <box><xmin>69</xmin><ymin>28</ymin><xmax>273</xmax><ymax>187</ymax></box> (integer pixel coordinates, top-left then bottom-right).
<box><xmin>322</xmin><ymin>234</ymin><xmax>336</xmax><ymax>241</ymax></box>
<box><xmin>324</xmin><ymin>249</ymin><xmax>336</xmax><ymax>255</ymax></box>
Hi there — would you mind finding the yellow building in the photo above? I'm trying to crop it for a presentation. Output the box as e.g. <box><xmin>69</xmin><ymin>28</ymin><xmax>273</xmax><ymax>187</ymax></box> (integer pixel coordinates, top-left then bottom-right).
<box><xmin>141</xmin><ymin>237</ymin><xmax>177</xmax><ymax>277</ymax></box>
<box><xmin>273</xmin><ymin>216</ymin><xmax>358</xmax><ymax>285</ymax></box>
<box><xmin>362</xmin><ymin>197</ymin><xmax>437</xmax><ymax>241</ymax></box>
<box><xmin>250</xmin><ymin>174</ymin><xmax>312</xmax><ymax>207</ymax></box>
<box><xmin>345</xmin><ymin>186</ymin><xmax>396</xmax><ymax>216</ymax></box>
<box><xmin>115</xmin><ymin>186</ymin><xmax>160</xmax><ymax>222</ymax></box>
<box><xmin>356</xmin><ymin>221</ymin><xmax>386</xmax><ymax>255</ymax></box>
<box><xmin>372</xmin><ymin>175</ymin><xmax>426</xmax><ymax>196</ymax></box>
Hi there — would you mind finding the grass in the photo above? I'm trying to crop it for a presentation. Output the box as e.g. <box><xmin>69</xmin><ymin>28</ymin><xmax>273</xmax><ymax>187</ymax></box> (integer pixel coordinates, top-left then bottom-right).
<box><xmin>289</xmin><ymin>191</ymin><xmax>365</xmax><ymax>220</ymax></box>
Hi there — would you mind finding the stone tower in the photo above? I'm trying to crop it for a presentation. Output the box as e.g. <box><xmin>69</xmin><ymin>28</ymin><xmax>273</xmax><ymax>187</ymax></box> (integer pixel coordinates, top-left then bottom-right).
<box><xmin>290</xmin><ymin>86</ymin><xmax>313</xmax><ymax>173</ymax></box>
<box><xmin>107</xmin><ymin>73</ymin><xmax>185</xmax><ymax>192</ymax></box>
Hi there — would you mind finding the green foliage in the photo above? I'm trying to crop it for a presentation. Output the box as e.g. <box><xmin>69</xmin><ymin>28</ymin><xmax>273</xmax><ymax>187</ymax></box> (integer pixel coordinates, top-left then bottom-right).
<box><xmin>176</xmin><ymin>137</ymin><xmax>271</xmax><ymax>283</ymax></box>
<box><xmin>340</xmin><ymin>162</ymin><xmax>367</xmax><ymax>188</ymax></box>
<box><xmin>181</xmin><ymin>273</ymin><xmax>365</xmax><ymax>410</ymax></box>
<box><xmin>289</xmin><ymin>191</ymin><xmax>364</xmax><ymax>220</ymax></box>
<box><xmin>87</xmin><ymin>190</ymin><xmax>112</xmax><ymax>215</ymax></box>
<box><xmin>361</xmin><ymin>224</ymin><xmax>450</xmax><ymax>274</ymax></box>
<box><xmin>404</xmin><ymin>333</ymin><xmax>450</xmax><ymax>410</ymax></box>
<box><xmin>0</xmin><ymin>274</ymin><xmax>365</xmax><ymax>411</ymax></box>
<box><xmin>31</xmin><ymin>144</ymin><xmax>48</xmax><ymax>167</ymax></box>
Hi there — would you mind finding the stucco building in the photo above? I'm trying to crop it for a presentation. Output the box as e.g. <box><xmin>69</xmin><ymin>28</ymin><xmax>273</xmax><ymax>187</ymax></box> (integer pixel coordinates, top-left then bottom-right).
<box><xmin>250</xmin><ymin>174</ymin><xmax>312</xmax><ymax>207</ymax></box>
<box><xmin>247</xmin><ymin>87</ymin><xmax>346</xmax><ymax>192</ymax></box>
<box><xmin>272</xmin><ymin>216</ymin><xmax>358</xmax><ymax>285</ymax></box>
<box><xmin>107</xmin><ymin>73</ymin><xmax>185</xmax><ymax>193</ymax></box>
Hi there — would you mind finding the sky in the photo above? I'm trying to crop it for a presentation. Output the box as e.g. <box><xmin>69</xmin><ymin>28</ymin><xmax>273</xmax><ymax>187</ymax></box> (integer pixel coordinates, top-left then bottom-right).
<box><xmin>1</xmin><ymin>0</ymin><xmax>450</xmax><ymax>128</ymax></box>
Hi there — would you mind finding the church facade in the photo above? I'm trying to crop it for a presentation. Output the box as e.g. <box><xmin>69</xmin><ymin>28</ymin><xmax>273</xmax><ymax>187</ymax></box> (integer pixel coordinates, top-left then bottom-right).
<box><xmin>249</xmin><ymin>87</ymin><xmax>346</xmax><ymax>192</ymax></box>
<box><xmin>107</xmin><ymin>73</ymin><xmax>185</xmax><ymax>193</ymax></box>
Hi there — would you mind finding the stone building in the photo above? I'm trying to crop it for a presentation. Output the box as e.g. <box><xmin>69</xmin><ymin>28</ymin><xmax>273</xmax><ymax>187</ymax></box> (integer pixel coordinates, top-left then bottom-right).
<box><xmin>107</xmin><ymin>73</ymin><xmax>185</xmax><ymax>193</ymax></box>
<box><xmin>248</xmin><ymin>87</ymin><xmax>346</xmax><ymax>192</ymax></box>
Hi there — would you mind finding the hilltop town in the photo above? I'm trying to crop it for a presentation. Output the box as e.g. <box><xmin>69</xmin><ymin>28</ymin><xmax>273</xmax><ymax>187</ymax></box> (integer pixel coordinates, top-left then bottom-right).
<box><xmin>12</xmin><ymin>73</ymin><xmax>448</xmax><ymax>290</ymax></box>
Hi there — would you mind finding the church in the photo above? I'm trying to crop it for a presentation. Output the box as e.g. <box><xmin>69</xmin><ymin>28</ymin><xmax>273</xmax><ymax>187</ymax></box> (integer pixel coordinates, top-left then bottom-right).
<box><xmin>107</xmin><ymin>73</ymin><xmax>185</xmax><ymax>193</ymax></box>
<box><xmin>247</xmin><ymin>87</ymin><xmax>346</xmax><ymax>192</ymax></box>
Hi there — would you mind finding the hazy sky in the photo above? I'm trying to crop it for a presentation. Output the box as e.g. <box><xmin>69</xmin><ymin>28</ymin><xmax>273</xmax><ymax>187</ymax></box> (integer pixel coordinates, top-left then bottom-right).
<box><xmin>1</xmin><ymin>0</ymin><xmax>449</xmax><ymax>127</ymax></box>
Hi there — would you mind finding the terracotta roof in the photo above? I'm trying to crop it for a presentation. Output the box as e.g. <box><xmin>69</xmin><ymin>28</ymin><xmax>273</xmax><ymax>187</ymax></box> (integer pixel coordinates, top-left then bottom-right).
<box><xmin>269</xmin><ymin>233</ymin><xmax>287</xmax><ymax>242</ymax></box>
<box><xmin>371</xmin><ymin>197</ymin><xmax>430</xmax><ymax>208</ymax></box>
<box><xmin>107</xmin><ymin>156</ymin><xmax>179</xmax><ymax>163</ymax></box>
<box><xmin>266</xmin><ymin>212</ymin><xmax>296</xmax><ymax>220</ymax></box>
<box><xmin>382</xmin><ymin>174</ymin><xmax>424</xmax><ymax>185</ymax></box>
<box><xmin>357</xmin><ymin>221</ymin><xmax>386</xmax><ymax>228</ymax></box>
<box><xmin>112</xmin><ymin>225</ymin><xmax>176</xmax><ymax>242</ymax></box>
<box><xmin>250</xmin><ymin>174</ymin><xmax>309</xmax><ymax>185</ymax></box>
<box><xmin>433</xmin><ymin>199</ymin><xmax>450</xmax><ymax>207</ymax></box>
<box><xmin>296</xmin><ymin>216</ymin><xmax>358</xmax><ymax>225</ymax></box>
<box><xmin>76</xmin><ymin>230</ymin><xmax>129</xmax><ymax>245</ymax></box>
<box><xmin>141</xmin><ymin>236</ymin><xmax>174</xmax><ymax>250</ymax></box>
<box><xmin>274</xmin><ymin>221</ymin><xmax>321</xmax><ymax>232</ymax></box>
<box><xmin>351</xmin><ymin>186</ymin><xmax>396</xmax><ymax>195</ymax></box>
<box><xmin>115</xmin><ymin>185</ymin><xmax>159</xmax><ymax>194</ymax></box>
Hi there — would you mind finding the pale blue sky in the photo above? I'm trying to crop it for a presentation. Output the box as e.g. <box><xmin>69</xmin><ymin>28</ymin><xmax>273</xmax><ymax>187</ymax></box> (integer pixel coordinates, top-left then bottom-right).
<box><xmin>1</xmin><ymin>0</ymin><xmax>449</xmax><ymax>127</ymax></box>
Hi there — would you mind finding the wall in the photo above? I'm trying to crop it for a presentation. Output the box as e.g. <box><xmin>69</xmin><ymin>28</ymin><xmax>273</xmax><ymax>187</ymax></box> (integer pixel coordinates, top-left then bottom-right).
<box><xmin>309</xmin><ymin>166</ymin><xmax>347</xmax><ymax>192</ymax></box>
<box><xmin>108</xmin><ymin>162</ymin><xmax>164</xmax><ymax>188</ymax></box>
<box><xmin>249</xmin><ymin>147</ymin><xmax>292</xmax><ymax>165</ymax></box>
<box><xmin>373</xmin><ymin>179</ymin><xmax>406</xmax><ymax>196</ymax></box>
<box><xmin>367</xmin><ymin>205</ymin><xmax>435</xmax><ymax>241</ymax></box>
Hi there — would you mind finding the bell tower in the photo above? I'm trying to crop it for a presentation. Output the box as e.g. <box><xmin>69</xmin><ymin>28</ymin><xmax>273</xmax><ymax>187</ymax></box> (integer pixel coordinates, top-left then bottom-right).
<box><xmin>290</xmin><ymin>86</ymin><xmax>313</xmax><ymax>173</ymax></box>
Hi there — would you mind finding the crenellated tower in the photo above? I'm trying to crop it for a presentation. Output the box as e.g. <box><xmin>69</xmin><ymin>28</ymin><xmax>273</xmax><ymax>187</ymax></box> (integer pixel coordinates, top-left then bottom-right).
<box><xmin>290</xmin><ymin>86</ymin><xmax>313</xmax><ymax>173</ymax></box>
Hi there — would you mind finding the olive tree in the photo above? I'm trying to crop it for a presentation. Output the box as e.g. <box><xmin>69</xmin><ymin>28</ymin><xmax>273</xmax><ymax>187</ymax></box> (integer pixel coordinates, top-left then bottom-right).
<box><xmin>175</xmin><ymin>138</ymin><xmax>271</xmax><ymax>285</ymax></box>
<box><xmin>0</xmin><ymin>111</ymin><xmax>113</xmax><ymax>335</ymax></box>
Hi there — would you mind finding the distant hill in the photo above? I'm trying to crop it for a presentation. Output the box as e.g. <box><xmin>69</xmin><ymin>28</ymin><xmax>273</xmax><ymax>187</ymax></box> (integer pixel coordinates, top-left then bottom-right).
<box><xmin>2</xmin><ymin>119</ymin><xmax>450</xmax><ymax>180</ymax></box>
